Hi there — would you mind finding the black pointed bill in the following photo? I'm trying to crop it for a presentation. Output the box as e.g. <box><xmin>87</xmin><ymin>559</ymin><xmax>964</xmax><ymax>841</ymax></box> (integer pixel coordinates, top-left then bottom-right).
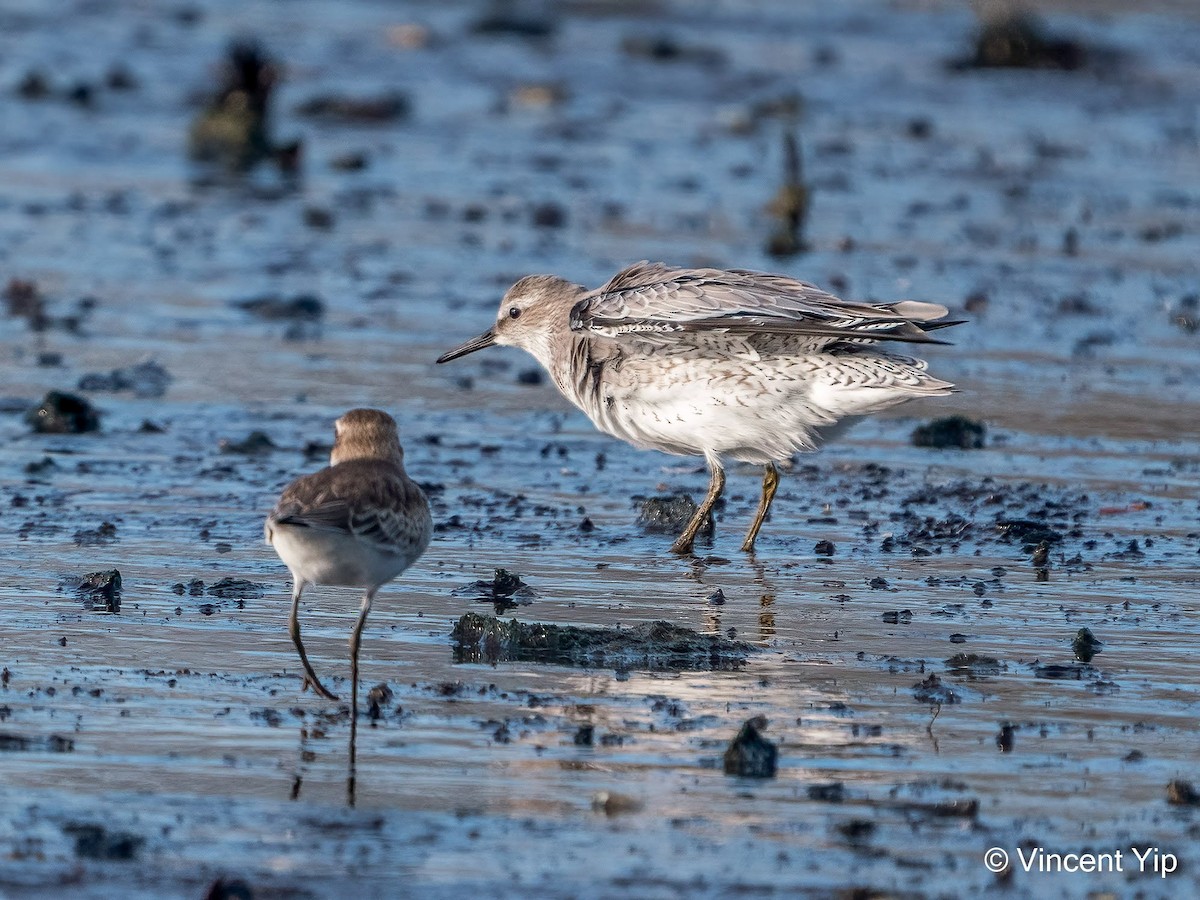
<box><xmin>436</xmin><ymin>327</ymin><xmax>497</xmax><ymax>363</ymax></box>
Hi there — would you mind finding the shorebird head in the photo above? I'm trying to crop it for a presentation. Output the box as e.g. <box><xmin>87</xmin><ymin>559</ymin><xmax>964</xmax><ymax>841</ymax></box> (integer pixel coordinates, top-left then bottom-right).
<box><xmin>436</xmin><ymin>275</ymin><xmax>585</xmax><ymax>366</ymax></box>
<box><xmin>330</xmin><ymin>407</ymin><xmax>405</xmax><ymax>467</ymax></box>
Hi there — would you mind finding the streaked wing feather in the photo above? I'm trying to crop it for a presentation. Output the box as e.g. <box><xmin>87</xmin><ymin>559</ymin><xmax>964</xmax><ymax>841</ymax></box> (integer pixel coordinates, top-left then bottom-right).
<box><xmin>572</xmin><ymin>262</ymin><xmax>959</xmax><ymax>347</ymax></box>
<box><xmin>269</xmin><ymin>461</ymin><xmax>429</xmax><ymax>556</ymax></box>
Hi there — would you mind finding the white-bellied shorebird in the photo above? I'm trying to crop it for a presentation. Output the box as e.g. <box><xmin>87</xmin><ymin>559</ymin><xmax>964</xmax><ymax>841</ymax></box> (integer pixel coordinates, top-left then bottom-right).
<box><xmin>438</xmin><ymin>261</ymin><xmax>960</xmax><ymax>554</ymax></box>
<box><xmin>265</xmin><ymin>408</ymin><xmax>431</xmax><ymax>724</ymax></box>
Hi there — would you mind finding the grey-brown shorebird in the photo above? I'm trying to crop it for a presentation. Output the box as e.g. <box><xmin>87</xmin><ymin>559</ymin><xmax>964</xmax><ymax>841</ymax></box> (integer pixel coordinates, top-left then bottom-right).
<box><xmin>265</xmin><ymin>408</ymin><xmax>431</xmax><ymax>722</ymax></box>
<box><xmin>437</xmin><ymin>262</ymin><xmax>961</xmax><ymax>555</ymax></box>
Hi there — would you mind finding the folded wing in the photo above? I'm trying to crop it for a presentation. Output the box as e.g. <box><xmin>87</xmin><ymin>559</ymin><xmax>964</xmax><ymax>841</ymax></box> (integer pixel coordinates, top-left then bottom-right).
<box><xmin>268</xmin><ymin>463</ymin><xmax>428</xmax><ymax>555</ymax></box>
<box><xmin>570</xmin><ymin>261</ymin><xmax>961</xmax><ymax>347</ymax></box>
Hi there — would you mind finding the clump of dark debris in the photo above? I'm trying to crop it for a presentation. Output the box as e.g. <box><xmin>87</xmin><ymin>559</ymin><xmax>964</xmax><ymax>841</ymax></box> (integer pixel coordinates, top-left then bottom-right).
<box><xmin>911</xmin><ymin>415</ymin><xmax>986</xmax><ymax>449</ymax></box>
<box><xmin>367</xmin><ymin>683</ymin><xmax>395</xmax><ymax>722</ymax></box>
<box><xmin>206</xmin><ymin>577</ymin><xmax>266</xmax><ymax>599</ymax></box>
<box><xmin>764</xmin><ymin>130</ymin><xmax>810</xmax><ymax>258</ymax></box>
<box><xmin>1167</xmin><ymin>780</ymin><xmax>1200</xmax><ymax>806</ymax></box>
<box><xmin>913</xmin><ymin>673</ymin><xmax>959</xmax><ymax>705</ymax></box>
<box><xmin>451</xmin><ymin>612</ymin><xmax>753</xmax><ymax>671</ymax></box>
<box><xmin>295</xmin><ymin>92</ymin><xmax>410</xmax><ymax>124</ymax></box>
<box><xmin>233</xmin><ymin>293</ymin><xmax>323</xmax><ymax>340</ymax></box>
<box><xmin>235</xmin><ymin>293</ymin><xmax>324</xmax><ymax>322</ymax></box>
<box><xmin>71</xmin><ymin>569</ymin><xmax>122</xmax><ymax>613</ymax></box>
<box><xmin>78</xmin><ymin>360</ymin><xmax>172</xmax><ymax>398</ymax></box>
<box><xmin>723</xmin><ymin>715</ymin><xmax>778</xmax><ymax>778</ymax></box>
<box><xmin>0</xmin><ymin>733</ymin><xmax>74</xmax><ymax>753</ymax></box>
<box><xmin>26</xmin><ymin>391</ymin><xmax>101</xmax><ymax>434</ymax></box>
<box><xmin>188</xmin><ymin>39</ymin><xmax>300</xmax><ymax>172</ymax></box>
<box><xmin>636</xmin><ymin>493</ymin><xmax>713</xmax><ymax>537</ymax></box>
<box><xmin>452</xmin><ymin>568</ymin><xmax>536</xmax><ymax>613</ymax></box>
<box><xmin>63</xmin><ymin>823</ymin><xmax>144</xmax><ymax>861</ymax></box>
<box><xmin>1072</xmin><ymin>627</ymin><xmax>1102</xmax><ymax>663</ymax></box>
<box><xmin>73</xmin><ymin>521</ymin><xmax>118</xmax><ymax>546</ymax></box>
<box><xmin>219</xmin><ymin>430</ymin><xmax>276</xmax><ymax>455</ymax></box>
<box><xmin>951</xmin><ymin>5</ymin><xmax>1089</xmax><ymax>71</ymax></box>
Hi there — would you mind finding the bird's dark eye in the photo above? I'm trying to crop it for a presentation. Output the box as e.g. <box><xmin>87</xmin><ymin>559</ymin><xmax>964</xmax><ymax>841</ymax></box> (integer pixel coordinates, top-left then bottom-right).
<box><xmin>508</xmin><ymin>306</ymin><xmax>521</xmax><ymax>319</ymax></box>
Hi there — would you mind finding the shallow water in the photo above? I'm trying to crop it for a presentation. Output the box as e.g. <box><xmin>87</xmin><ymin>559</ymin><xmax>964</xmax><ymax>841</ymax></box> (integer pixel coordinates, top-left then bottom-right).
<box><xmin>1</xmin><ymin>0</ymin><xmax>1199</xmax><ymax>897</ymax></box>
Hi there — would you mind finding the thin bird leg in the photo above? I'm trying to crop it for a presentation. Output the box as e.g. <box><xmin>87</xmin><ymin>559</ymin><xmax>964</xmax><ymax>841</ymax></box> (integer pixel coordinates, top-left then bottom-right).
<box><xmin>348</xmin><ymin>587</ymin><xmax>376</xmax><ymax>756</ymax></box>
<box><xmin>289</xmin><ymin>580</ymin><xmax>339</xmax><ymax>701</ymax></box>
<box><xmin>740</xmin><ymin>463</ymin><xmax>780</xmax><ymax>553</ymax></box>
<box><xmin>670</xmin><ymin>457</ymin><xmax>725</xmax><ymax>556</ymax></box>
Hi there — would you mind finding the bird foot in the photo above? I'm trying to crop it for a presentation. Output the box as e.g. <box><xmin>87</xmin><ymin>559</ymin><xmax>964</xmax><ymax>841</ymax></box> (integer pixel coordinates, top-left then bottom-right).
<box><xmin>301</xmin><ymin>675</ymin><xmax>339</xmax><ymax>701</ymax></box>
<box><xmin>669</xmin><ymin>538</ymin><xmax>696</xmax><ymax>556</ymax></box>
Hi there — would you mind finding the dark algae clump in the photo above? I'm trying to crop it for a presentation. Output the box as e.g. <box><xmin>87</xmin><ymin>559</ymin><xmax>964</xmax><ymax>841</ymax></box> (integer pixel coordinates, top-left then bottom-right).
<box><xmin>452</xmin><ymin>613</ymin><xmax>752</xmax><ymax>670</ymax></box>
<box><xmin>723</xmin><ymin>715</ymin><xmax>778</xmax><ymax>778</ymax></box>
<box><xmin>911</xmin><ymin>415</ymin><xmax>986</xmax><ymax>449</ymax></box>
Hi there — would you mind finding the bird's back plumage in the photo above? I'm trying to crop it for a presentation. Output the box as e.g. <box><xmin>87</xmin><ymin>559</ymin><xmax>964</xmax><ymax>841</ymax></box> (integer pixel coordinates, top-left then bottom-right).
<box><xmin>571</xmin><ymin>262</ymin><xmax>958</xmax><ymax>349</ymax></box>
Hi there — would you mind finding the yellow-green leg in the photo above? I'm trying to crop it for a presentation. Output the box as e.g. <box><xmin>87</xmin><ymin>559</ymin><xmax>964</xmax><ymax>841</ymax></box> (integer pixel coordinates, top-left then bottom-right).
<box><xmin>289</xmin><ymin>581</ymin><xmax>338</xmax><ymax>701</ymax></box>
<box><xmin>670</xmin><ymin>456</ymin><xmax>725</xmax><ymax>555</ymax></box>
<box><xmin>740</xmin><ymin>463</ymin><xmax>780</xmax><ymax>553</ymax></box>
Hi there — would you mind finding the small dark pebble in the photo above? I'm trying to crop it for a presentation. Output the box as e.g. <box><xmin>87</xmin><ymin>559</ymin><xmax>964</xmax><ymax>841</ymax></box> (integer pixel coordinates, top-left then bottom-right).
<box><xmin>620</xmin><ymin>35</ymin><xmax>725</xmax><ymax>67</ymax></box>
<box><xmin>707</xmin><ymin>588</ymin><xmax>726</xmax><ymax>606</ymax></box>
<box><xmin>882</xmin><ymin>609</ymin><xmax>912</xmax><ymax>624</ymax></box>
<box><xmin>235</xmin><ymin>294</ymin><xmax>324</xmax><ymax>323</ymax></box>
<box><xmin>471</xmin><ymin>8</ymin><xmax>555</xmax><ymax>38</ymax></box>
<box><xmin>723</xmin><ymin>715</ymin><xmax>777</xmax><ymax>778</ymax></box>
<box><xmin>911</xmin><ymin>416</ymin><xmax>985</xmax><ymax>450</ymax></box>
<box><xmin>17</xmin><ymin>69</ymin><xmax>52</xmax><ymax>100</ymax></box>
<box><xmin>329</xmin><ymin>151</ymin><xmax>369</xmax><ymax>171</ymax></box>
<box><xmin>836</xmin><ymin>819</ymin><xmax>876</xmax><ymax>842</ymax></box>
<box><xmin>531</xmin><ymin>202</ymin><xmax>566</xmax><ymax>228</ymax></box>
<box><xmin>26</xmin><ymin>391</ymin><xmax>101</xmax><ymax>434</ymax></box>
<box><xmin>807</xmin><ymin>782</ymin><xmax>845</xmax><ymax>803</ymax></box>
<box><xmin>105</xmin><ymin>64</ymin><xmax>139</xmax><ymax>91</ymax></box>
<box><xmin>813</xmin><ymin>540</ymin><xmax>835</xmax><ymax>556</ymax></box>
<box><xmin>573</xmin><ymin>724</ymin><xmax>595</xmax><ymax>746</ymax></box>
<box><xmin>516</xmin><ymin>367</ymin><xmax>544</xmax><ymax>385</ymax></box>
<box><xmin>303</xmin><ymin>207</ymin><xmax>335</xmax><ymax>229</ymax></box>
<box><xmin>295</xmin><ymin>92</ymin><xmax>409</xmax><ymax>123</ymax></box>
<box><xmin>203</xmin><ymin>877</ymin><xmax>255</xmax><ymax>900</ymax></box>
<box><xmin>1072</xmin><ymin>627</ymin><xmax>1102</xmax><ymax>663</ymax></box>
<box><xmin>219</xmin><ymin>431</ymin><xmax>276</xmax><ymax>455</ymax></box>
<box><xmin>579</xmin><ymin>517</ymin><xmax>595</xmax><ymax>533</ymax></box>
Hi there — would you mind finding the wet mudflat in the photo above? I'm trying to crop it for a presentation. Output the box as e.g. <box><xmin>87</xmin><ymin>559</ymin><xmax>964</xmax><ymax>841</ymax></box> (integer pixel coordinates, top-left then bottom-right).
<box><xmin>1</xmin><ymin>0</ymin><xmax>1199</xmax><ymax>897</ymax></box>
